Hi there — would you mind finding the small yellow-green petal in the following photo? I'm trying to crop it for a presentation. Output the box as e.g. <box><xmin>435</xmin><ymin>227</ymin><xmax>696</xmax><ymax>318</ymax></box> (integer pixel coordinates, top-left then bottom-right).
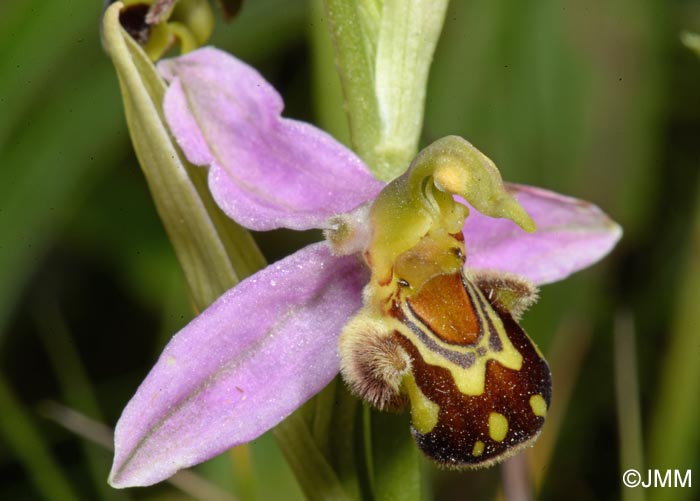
<box><xmin>173</xmin><ymin>0</ymin><xmax>214</xmax><ymax>45</ymax></box>
<box><xmin>117</xmin><ymin>0</ymin><xmax>214</xmax><ymax>60</ymax></box>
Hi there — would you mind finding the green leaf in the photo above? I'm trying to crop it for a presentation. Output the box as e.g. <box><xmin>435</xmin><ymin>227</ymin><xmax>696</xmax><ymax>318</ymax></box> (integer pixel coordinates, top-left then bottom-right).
<box><xmin>102</xmin><ymin>2</ymin><xmax>265</xmax><ymax>310</ymax></box>
<box><xmin>0</xmin><ymin>66</ymin><xmax>122</xmax><ymax>341</ymax></box>
<box><xmin>323</xmin><ymin>0</ymin><xmax>449</xmax><ymax>181</ymax></box>
<box><xmin>36</xmin><ymin>302</ymin><xmax>129</xmax><ymax>501</ymax></box>
<box><xmin>0</xmin><ymin>374</ymin><xmax>79</xmax><ymax>501</ymax></box>
<box><xmin>648</xmin><ymin>197</ymin><xmax>700</xmax><ymax>501</ymax></box>
<box><xmin>0</xmin><ymin>0</ymin><xmax>101</xmax><ymax>150</ymax></box>
<box><xmin>681</xmin><ymin>31</ymin><xmax>700</xmax><ymax>58</ymax></box>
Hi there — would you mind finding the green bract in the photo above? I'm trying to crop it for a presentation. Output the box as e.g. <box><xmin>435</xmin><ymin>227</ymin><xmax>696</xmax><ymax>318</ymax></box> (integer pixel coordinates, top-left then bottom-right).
<box><xmin>102</xmin><ymin>2</ymin><xmax>263</xmax><ymax>310</ymax></box>
<box><xmin>324</xmin><ymin>0</ymin><xmax>449</xmax><ymax>181</ymax></box>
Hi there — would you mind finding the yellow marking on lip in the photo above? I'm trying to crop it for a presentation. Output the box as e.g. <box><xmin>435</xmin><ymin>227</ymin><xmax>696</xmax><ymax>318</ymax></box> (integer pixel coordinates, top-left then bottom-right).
<box><xmin>472</xmin><ymin>440</ymin><xmax>485</xmax><ymax>457</ymax></box>
<box><xmin>529</xmin><ymin>394</ymin><xmax>547</xmax><ymax>417</ymax></box>
<box><xmin>488</xmin><ymin>412</ymin><xmax>509</xmax><ymax>442</ymax></box>
<box><xmin>403</xmin><ymin>375</ymin><xmax>440</xmax><ymax>434</ymax></box>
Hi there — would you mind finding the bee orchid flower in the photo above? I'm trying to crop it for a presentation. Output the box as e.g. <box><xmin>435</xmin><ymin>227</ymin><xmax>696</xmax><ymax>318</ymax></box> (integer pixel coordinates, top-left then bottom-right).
<box><xmin>108</xmin><ymin>47</ymin><xmax>621</xmax><ymax>488</ymax></box>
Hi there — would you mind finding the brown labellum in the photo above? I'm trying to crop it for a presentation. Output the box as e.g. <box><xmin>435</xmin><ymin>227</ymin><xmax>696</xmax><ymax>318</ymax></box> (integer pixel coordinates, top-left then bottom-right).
<box><xmin>396</xmin><ymin>279</ymin><xmax>551</xmax><ymax>467</ymax></box>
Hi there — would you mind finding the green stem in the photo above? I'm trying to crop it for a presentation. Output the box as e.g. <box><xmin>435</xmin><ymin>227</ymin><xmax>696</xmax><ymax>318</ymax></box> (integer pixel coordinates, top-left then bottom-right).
<box><xmin>274</xmin><ymin>412</ymin><xmax>352</xmax><ymax>501</ymax></box>
<box><xmin>614</xmin><ymin>312</ymin><xmax>645</xmax><ymax>501</ymax></box>
<box><xmin>370</xmin><ymin>411</ymin><xmax>421</xmax><ymax>501</ymax></box>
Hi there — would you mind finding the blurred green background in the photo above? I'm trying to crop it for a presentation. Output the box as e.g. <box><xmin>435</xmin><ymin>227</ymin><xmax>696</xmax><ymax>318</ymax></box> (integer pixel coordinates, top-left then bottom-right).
<box><xmin>1</xmin><ymin>0</ymin><xmax>698</xmax><ymax>500</ymax></box>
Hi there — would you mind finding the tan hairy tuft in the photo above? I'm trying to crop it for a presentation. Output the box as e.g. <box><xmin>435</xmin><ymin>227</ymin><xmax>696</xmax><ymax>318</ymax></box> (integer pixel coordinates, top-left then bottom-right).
<box><xmin>339</xmin><ymin>314</ymin><xmax>411</xmax><ymax>411</ymax></box>
<box><xmin>467</xmin><ymin>269</ymin><xmax>539</xmax><ymax>321</ymax></box>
